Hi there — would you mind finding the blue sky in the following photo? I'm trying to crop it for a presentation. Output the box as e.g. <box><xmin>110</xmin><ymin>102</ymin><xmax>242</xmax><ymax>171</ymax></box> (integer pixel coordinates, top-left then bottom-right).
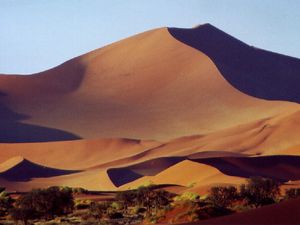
<box><xmin>1</xmin><ymin>0</ymin><xmax>300</xmax><ymax>74</ymax></box>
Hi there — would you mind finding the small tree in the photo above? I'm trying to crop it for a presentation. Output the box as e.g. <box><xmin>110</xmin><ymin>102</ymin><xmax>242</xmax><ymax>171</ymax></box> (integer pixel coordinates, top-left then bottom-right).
<box><xmin>240</xmin><ymin>177</ymin><xmax>280</xmax><ymax>208</ymax></box>
<box><xmin>208</xmin><ymin>186</ymin><xmax>238</xmax><ymax>209</ymax></box>
<box><xmin>285</xmin><ymin>188</ymin><xmax>300</xmax><ymax>199</ymax></box>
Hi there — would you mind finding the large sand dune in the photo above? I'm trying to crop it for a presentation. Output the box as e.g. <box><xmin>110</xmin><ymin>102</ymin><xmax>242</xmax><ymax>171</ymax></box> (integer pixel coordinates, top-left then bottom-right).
<box><xmin>0</xmin><ymin>25</ymin><xmax>299</xmax><ymax>142</ymax></box>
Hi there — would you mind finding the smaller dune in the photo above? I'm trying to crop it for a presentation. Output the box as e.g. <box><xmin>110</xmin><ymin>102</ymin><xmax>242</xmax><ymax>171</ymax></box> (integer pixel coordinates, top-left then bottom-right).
<box><xmin>113</xmin><ymin>154</ymin><xmax>300</xmax><ymax>190</ymax></box>
<box><xmin>0</xmin><ymin>156</ymin><xmax>80</xmax><ymax>181</ymax></box>
<box><xmin>120</xmin><ymin>160</ymin><xmax>244</xmax><ymax>191</ymax></box>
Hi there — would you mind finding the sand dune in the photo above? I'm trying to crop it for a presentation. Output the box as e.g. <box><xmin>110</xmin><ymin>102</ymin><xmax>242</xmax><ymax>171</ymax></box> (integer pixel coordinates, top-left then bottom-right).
<box><xmin>0</xmin><ymin>25</ymin><xmax>299</xmax><ymax>142</ymax></box>
<box><xmin>120</xmin><ymin>160</ymin><xmax>244</xmax><ymax>192</ymax></box>
<box><xmin>111</xmin><ymin>153</ymin><xmax>300</xmax><ymax>189</ymax></box>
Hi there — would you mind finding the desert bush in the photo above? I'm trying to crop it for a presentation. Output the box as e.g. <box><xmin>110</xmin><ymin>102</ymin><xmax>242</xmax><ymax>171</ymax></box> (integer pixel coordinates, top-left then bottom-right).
<box><xmin>116</xmin><ymin>186</ymin><xmax>174</xmax><ymax>215</ymax></box>
<box><xmin>285</xmin><ymin>188</ymin><xmax>300</xmax><ymax>199</ymax></box>
<box><xmin>208</xmin><ymin>186</ymin><xmax>238</xmax><ymax>209</ymax></box>
<box><xmin>116</xmin><ymin>185</ymin><xmax>175</xmax><ymax>217</ymax></box>
<box><xmin>11</xmin><ymin>186</ymin><xmax>74</xmax><ymax>222</ymax></box>
<box><xmin>240</xmin><ymin>177</ymin><xmax>280</xmax><ymax>207</ymax></box>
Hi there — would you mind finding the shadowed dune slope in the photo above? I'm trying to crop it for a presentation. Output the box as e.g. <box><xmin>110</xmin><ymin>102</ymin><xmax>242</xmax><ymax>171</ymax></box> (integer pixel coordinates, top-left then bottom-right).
<box><xmin>190</xmin><ymin>198</ymin><xmax>300</xmax><ymax>225</ymax></box>
<box><xmin>0</xmin><ymin>26</ymin><xmax>299</xmax><ymax>142</ymax></box>
<box><xmin>169</xmin><ymin>23</ymin><xmax>300</xmax><ymax>103</ymax></box>
<box><xmin>0</xmin><ymin>156</ymin><xmax>79</xmax><ymax>182</ymax></box>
